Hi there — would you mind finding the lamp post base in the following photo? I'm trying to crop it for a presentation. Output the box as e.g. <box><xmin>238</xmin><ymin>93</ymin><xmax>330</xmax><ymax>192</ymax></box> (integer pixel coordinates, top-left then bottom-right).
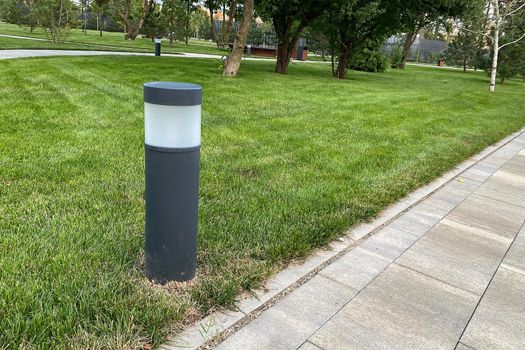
<box><xmin>144</xmin><ymin>145</ymin><xmax>200</xmax><ymax>283</ymax></box>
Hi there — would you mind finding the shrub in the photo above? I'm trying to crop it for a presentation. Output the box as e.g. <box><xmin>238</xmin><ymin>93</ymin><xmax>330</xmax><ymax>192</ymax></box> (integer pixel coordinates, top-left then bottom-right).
<box><xmin>349</xmin><ymin>47</ymin><xmax>387</xmax><ymax>73</ymax></box>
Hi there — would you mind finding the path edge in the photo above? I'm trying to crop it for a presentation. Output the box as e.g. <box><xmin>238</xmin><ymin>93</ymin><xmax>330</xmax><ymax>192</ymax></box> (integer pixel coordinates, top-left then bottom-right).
<box><xmin>160</xmin><ymin>127</ymin><xmax>525</xmax><ymax>350</ymax></box>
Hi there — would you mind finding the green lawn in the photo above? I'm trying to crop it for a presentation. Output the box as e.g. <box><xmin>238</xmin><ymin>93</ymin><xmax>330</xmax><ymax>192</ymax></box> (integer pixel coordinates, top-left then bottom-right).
<box><xmin>0</xmin><ymin>56</ymin><xmax>524</xmax><ymax>349</ymax></box>
<box><xmin>0</xmin><ymin>21</ymin><xmax>225</xmax><ymax>55</ymax></box>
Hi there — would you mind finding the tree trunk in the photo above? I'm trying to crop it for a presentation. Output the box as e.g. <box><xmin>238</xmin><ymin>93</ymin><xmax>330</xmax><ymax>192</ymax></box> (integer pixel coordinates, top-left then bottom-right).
<box><xmin>99</xmin><ymin>13</ymin><xmax>103</xmax><ymax>37</ymax></box>
<box><xmin>274</xmin><ymin>18</ymin><xmax>305</xmax><ymax>74</ymax></box>
<box><xmin>218</xmin><ymin>0</ymin><xmax>237</xmax><ymax>49</ymax></box>
<box><xmin>335</xmin><ymin>39</ymin><xmax>352</xmax><ymax>79</ymax></box>
<box><xmin>399</xmin><ymin>31</ymin><xmax>416</xmax><ymax>69</ymax></box>
<box><xmin>331</xmin><ymin>39</ymin><xmax>335</xmax><ymax>77</ymax></box>
<box><xmin>114</xmin><ymin>0</ymin><xmax>149</xmax><ymax>40</ymax></box>
<box><xmin>223</xmin><ymin>0</ymin><xmax>254</xmax><ymax>77</ymax></box>
<box><xmin>185</xmin><ymin>0</ymin><xmax>190</xmax><ymax>45</ymax></box>
<box><xmin>81</xmin><ymin>4</ymin><xmax>85</xmax><ymax>33</ymax></box>
<box><xmin>463</xmin><ymin>57</ymin><xmax>467</xmax><ymax>73</ymax></box>
<box><xmin>209</xmin><ymin>7</ymin><xmax>217</xmax><ymax>45</ymax></box>
<box><xmin>489</xmin><ymin>0</ymin><xmax>499</xmax><ymax>93</ymax></box>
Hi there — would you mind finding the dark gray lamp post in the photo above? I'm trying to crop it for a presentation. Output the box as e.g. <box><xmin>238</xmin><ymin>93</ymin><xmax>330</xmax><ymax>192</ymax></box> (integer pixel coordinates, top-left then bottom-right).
<box><xmin>154</xmin><ymin>37</ymin><xmax>161</xmax><ymax>56</ymax></box>
<box><xmin>143</xmin><ymin>82</ymin><xmax>202</xmax><ymax>283</ymax></box>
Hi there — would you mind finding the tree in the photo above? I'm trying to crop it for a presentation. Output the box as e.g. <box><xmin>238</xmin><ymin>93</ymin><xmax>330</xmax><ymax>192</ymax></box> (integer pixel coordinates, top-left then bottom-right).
<box><xmin>161</xmin><ymin>0</ymin><xmax>190</xmax><ymax>45</ymax></box>
<box><xmin>0</xmin><ymin>0</ymin><xmax>38</xmax><ymax>32</ymax></box>
<box><xmin>445</xmin><ymin>38</ymin><xmax>479</xmax><ymax>72</ymax></box>
<box><xmin>142</xmin><ymin>0</ymin><xmax>164</xmax><ymax>39</ymax></box>
<box><xmin>257</xmin><ymin>0</ymin><xmax>330</xmax><ymax>74</ymax></box>
<box><xmin>496</xmin><ymin>40</ymin><xmax>523</xmax><ymax>82</ymax></box>
<box><xmin>92</xmin><ymin>0</ymin><xmax>109</xmax><ymax>36</ymax></box>
<box><xmin>485</xmin><ymin>0</ymin><xmax>525</xmax><ymax>91</ymax></box>
<box><xmin>216</xmin><ymin>0</ymin><xmax>237</xmax><ymax>49</ymax></box>
<box><xmin>191</xmin><ymin>6</ymin><xmax>212</xmax><ymax>40</ymax></box>
<box><xmin>445</xmin><ymin>0</ymin><xmax>487</xmax><ymax>72</ymax></box>
<box><xmin>33</xmin><ymin>0</ymin><xmax>77</xmax><ymax>43</ymax></box>
<box><xmin>329</xmin><ymin>0</ymin><xmax>403</xmax><ymax>79</ymax></box>
<box><xmin>204</xmin><ymin>0</ymin><xmax>219</xmax><ymax>43</ymax></box>
<box><xmin>80</xmin><ymin>0</ymin><xmax>90</xmax><ymax>34</ymax></box>
<box><xmin>484</xmin><ymin>2</ymin><xmax>525</xmax><ymax>84</ymax></box>
<box><xmin>398</xmin><ymin>0</ymin><xmax>470</xmax><ymax>69</ymax></box>
<box><xmin>223</xmin><ymin>0</ymin><xmax>254</xmax><ymax>76</ymax></box>
<box><xmin>112</xmin><ymin>0</ymin><xmax>153</xmax><ymax>39</ymax></box>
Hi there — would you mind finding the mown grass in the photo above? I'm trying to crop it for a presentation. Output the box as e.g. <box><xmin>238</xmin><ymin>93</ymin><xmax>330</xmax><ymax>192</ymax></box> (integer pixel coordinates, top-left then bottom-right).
<box><xmin>0</xmin><ymin>56</ymin><xmax>524</xmax><ymax>349</ymax></box>
<box><xmin>0</xmin><ymin>21</ymin><xmax>224</xmax><ymax>55</ymax></box>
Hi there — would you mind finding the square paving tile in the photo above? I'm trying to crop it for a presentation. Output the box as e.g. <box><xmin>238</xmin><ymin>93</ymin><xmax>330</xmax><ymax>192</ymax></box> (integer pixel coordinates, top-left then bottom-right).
<box><xmin>505</xmin><ymin>157</ymin><xmax>525</xmax><ymax>173</ymax></box>
<box><xmin>319</xmin><ymin>247</ymin><xmax>391</xmax><ymax>291</ymax></box>
<box><xmin>309</xmin><ymin>264</ymin><xmax>479</xmax><ymax>350</ymax></box>
<box><xmin>389</xmin><ymin>201</ymin><xmax>446</xmax><ymax>236</ymax></box>
<box><xmin>359</xmin><ymin>226</ymin><xmax>419</xmax><ymax>262</ymax></box>
<box><xmin>461</xmin><ymin>268</ymin><xmax>525</xmax><ymax>349</ymax></box>
<box><xmin>475</xmin><ymin>176</ymin><xmax>525</xmax><ymax>208</ymax></box>
<box><xmin>396</xmin><ymin>220</ymin><xmax>510</xmax><ymax>295</ymax></box>
<box><xmin>215</xmin><ymin>275</ymin><xmax>355</xmax><ymax>350</ymax></box>
<box><xmin>461</xmin><ymin>162</ymin><xmax>500</xmax><ymax>183</ymax></box>
<box><xmin>446</xmin><ymin>194</ymin><xmax>524</xmax><ymax>239</ymax></box>
<box><xmin>501</xmin><ymin>227</ymin><xmax>525</xmax><ymax>275</ymax></box>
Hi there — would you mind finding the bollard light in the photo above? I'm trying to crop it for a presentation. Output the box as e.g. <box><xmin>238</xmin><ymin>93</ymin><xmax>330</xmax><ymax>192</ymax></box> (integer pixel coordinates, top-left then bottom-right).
<box><xmin>144</xmin><ymin>82</ymin><xmax>202</xmax><ymax>283</ymax></box>
<box><xmin>154</xmin><ymin>37</ymin><xmax>161</xmax><ymax>57</ymax></box>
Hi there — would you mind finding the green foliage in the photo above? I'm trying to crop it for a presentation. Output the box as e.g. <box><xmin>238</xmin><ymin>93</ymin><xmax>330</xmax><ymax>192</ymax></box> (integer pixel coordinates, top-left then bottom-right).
<box><xmin>349</xmin><ymin>46</ymin><xmax>387</xmax><ymax>72</ymax></box>
<box><xmin>444</xmin><ymin>0</ymin><xmax>487</xmax><ymax>72</ymax></box>
<box><xmin>487</xmin><ymin>4</ymin><xmax>525</xmax><ymax>83</ymax></box>
<box><xmin>33</xmin><ymin>0</ymin><xmax>77</xmax><ymax>42</ymax></box>
<box><xmin>389</xmin><ymin>42</ymin><xmax>403</xmax><ymax>68</ymax></box>
<box><xmin>246</xmin><ymin>20</ymin><xmax>274</xmax><ymax>46</ymax></box>
<box><xmin>142</xmin><ymin>0</ymin><xmax>164</xmax><ymax>39</ymax></box>
<box><xmin>191</xmin><ymin>6</ymin><xmax>211</xmax><ymax>40</ymax></box>
<box><xmin>0</xmin><ymin>0</ymin><xmax>37</xmax><ymax>30</ymax></box>
<box><xmin>161</xmin><ymin>0</ymin><xmax>191</xmax><ymax>45</ymax></box>
<box><xmin>495</xmin><ymin>42</ymin><xmax>525</xmax><ymax>83</ymax></box>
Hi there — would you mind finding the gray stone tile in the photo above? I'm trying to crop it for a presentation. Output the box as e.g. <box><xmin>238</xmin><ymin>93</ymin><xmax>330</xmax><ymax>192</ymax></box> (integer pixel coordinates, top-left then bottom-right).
<box><xmin>483</xmin><ymin>148</ymin><xmax>518</xmax><ymax>166</ymax></box>
<box><xmin>236</xmin><ymin>248</ymin><xmax>338</xmax><ymax>315</ymax></box>
<box><xmin>461</xmin><ymin>268</ymin><xmax>525</xmax><ymax>349</ymax></box>
<box><xmin>424</xmin><ymin>189</ymin><xmax>464</xmax><ymax>212</ymax></box>
<box><xmin>389</xmin><ymin>201</ymin><xmax>445</xmax><ymax>237</ymax></box>
<box><xmin>455</xmin><ymin>343</ymin><xmax>475</xmax><ymax>350</ymax></box>
<box><xmin>493</xmin><ymin>167</ymin><xmax>525</xmax><ymax>187</ymax></box>
<box><xmin>216</xmin><ymin>275</ymin><xmax>355</xmax><ymax>350</ymax></box>
<box><xmin>297</xmin><ymin>341</ymin><xmax>323</xmax><ymax>350</ymax></box>
<box><xmin>359</xmin><ymin>226</ymin><xmax>419</xmax><ymax>262</ymax></box>
<box><xmin>475</xmin><ymin>176</ymin><xmax>525</xmax><ymax>208</ymax></box>
<box><xmin>462</xmin><ymin>162</ymin><xmax>500</xmax><ymax>182</ymax></box>
<box><xmin>446</xmin><ymin>194</ymin><xmax>525</xmax><ymax>239</ymax></box>
<box><xmin>397</xmin><ymin>220</ymin><xmax>510</xmax><ymax>295</ymax></box>
<box><xmin>501</xmin><ymin>227</ymin><xmax>525</xmax><ymax>275</ymax></box>
<box><xmin>505</xmin><ymin>156</ymin><xmax>525</xmax><ymax>173</ymax></box>
<box><xmin>309</xmin><ymin>264</ymin><xmax>478</xmax><ymax>350</ymax></box>
<box><xmin>319</xmin><ymin>247</ymin><xmax>391</xmax><ymax>291</ymax></box>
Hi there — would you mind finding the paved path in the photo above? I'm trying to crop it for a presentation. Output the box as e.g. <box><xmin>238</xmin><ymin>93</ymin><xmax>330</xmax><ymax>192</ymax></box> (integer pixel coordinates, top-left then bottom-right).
<box><xmin>211</xmin><ymin>132</ymin><xmax>525</xmax><ymax>350</ymax></box>
<box><xmin>0</xmin><ymin>49</ymin><xmax>224</xmax><ymax>60</ymax></box>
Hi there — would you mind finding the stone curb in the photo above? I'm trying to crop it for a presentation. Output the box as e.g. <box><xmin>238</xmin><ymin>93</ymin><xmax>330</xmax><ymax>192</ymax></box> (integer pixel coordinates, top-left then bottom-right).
<box><xmin>160</xmin><ymin>127</ymin><xmax>525</xmax><ymax>350</ymax></box>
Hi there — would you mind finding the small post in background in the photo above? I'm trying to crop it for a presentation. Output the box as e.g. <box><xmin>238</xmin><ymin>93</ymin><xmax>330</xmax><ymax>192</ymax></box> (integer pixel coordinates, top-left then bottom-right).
<box><xmin>155</xmin><ymin>37</ymin><xmax>161</xmax><ymax>57</ymax></box>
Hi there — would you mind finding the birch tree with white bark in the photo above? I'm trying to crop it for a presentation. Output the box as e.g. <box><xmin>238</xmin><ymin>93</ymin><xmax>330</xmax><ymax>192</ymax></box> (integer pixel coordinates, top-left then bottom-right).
<box><xmin>484</xmin><ymin>0</ymin><xmax>525</xmax><ymax>92</ymax></box>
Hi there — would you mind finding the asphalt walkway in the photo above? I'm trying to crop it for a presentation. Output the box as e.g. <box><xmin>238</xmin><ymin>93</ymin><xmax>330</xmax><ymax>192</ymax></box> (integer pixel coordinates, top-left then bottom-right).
<box><xmin>211</xmin><ymin>132</ymin><xmax>525</xmax><ymax>349</ymax></box>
